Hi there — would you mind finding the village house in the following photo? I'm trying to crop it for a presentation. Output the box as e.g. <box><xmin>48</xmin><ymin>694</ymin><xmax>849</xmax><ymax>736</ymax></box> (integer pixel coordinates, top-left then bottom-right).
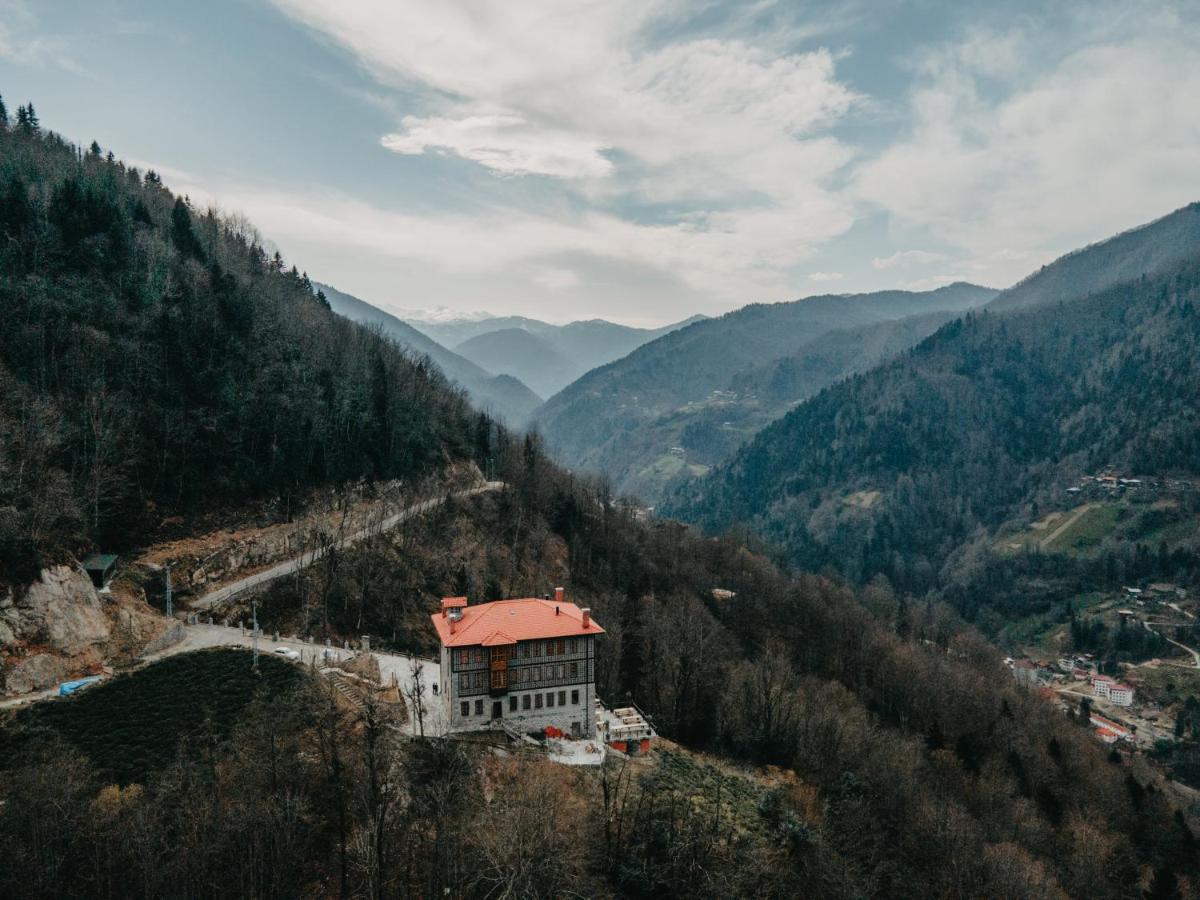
<box><xmin>430</xmin><ymin>589</ymin><xmax>603</xmax><ymax>738</ymax></box>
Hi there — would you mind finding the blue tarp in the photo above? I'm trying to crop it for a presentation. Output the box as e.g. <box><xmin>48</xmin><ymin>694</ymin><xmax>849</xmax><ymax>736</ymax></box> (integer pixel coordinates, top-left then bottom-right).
<box><xmin>58</xmin><ymin>676</ymin><xmax>102</xmax><ymax>697</ymax></box>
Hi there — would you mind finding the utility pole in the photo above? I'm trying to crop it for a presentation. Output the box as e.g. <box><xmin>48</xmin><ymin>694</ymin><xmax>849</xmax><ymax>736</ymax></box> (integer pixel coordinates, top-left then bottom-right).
<box><xmin>251</xmin><ymin>599</ymin><xmax>260</xmax><ymax>673</ymax></box>
<box><xmin>164</xmin><ymin>565</ymin><xmax>173</xmax><ymax>619</ymax></box>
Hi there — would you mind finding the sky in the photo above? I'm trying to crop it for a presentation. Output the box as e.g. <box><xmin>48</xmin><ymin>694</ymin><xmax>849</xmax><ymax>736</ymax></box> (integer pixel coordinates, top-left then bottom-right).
<box><xmin>2</xmin><ymin>1</ymin><xmax>1199</xmax><ymax>326</ymax></box>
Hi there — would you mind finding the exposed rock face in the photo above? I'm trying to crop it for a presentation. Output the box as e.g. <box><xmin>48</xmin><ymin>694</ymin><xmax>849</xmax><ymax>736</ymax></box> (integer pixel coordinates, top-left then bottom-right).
<box><xmin>6</xmin><ymin>653</ymin><xmax>70</xmax><ymax>694</ymax></box>
<box><xmin>1</xmin><ymin>565</ymin><xmax>111</xmax><ymax>694</ymax></box>
<box><xmin>140</xmin><ymin>622</ymin><xmax>185</xmax><ymax>657</ymax></box>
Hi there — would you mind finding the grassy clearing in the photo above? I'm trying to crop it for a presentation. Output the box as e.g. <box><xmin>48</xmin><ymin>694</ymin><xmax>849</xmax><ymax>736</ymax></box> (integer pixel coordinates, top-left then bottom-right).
<box><xmin>0</xmin><ymin>648</ymin><xmax>303</xmax><ymax>785</ymax></box>
<box><xmin>1044</xmin><ymin>504</ymin><xmax>1119</xmax><ymax>554</ymax></box>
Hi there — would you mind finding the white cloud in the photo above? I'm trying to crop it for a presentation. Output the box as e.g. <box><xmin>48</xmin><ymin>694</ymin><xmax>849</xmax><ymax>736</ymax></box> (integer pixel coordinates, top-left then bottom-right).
<box><xmin>854</xmin><ymin>12</ymin><xmax>1200</xmax><ymax>287</ymax></box>
<box><xmin>808</xmin><ymin>271</ymin><xmax>843</xmax><ymax>282</ymax></box>
<box><xmin>381</xmin><ymin>114</ymin><xmax>614</xmax><ymax>179</ymax></box>
<box><xmin>531</xmin><ymin>267</ymin><xmax>582</xmax><ymax>290</ymax></box>
<box><xmin>268</xmin><ymin>0</ymin><xmax>861</xmax><ymax>301</ymax></box>
<box><xmin>871</xmin><ymin>249</ymin><xmax>947</xmax><ymax>270</ymax></box>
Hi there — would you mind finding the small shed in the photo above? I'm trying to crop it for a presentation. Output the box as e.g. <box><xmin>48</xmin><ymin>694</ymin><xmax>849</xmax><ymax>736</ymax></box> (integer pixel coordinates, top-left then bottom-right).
<box><xmin>82</xmin><ymin>554</ymin><xmax>119</xmax><ymax>589</ymax></box>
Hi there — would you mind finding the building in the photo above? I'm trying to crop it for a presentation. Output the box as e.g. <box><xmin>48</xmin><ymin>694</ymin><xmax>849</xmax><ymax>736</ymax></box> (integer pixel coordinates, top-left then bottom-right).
<box><xmin>430</xmin><ymin>589</ymin><xmax>603</xmax><ymax>738</ymax></box>
<box><xmin>1092</xmin><ymin>674</ymin><xmax>1115</xmax><ymax>699</ymax></box>
<box><xmin>1108</xmin><ymin>684</ymin><xmax>1135</xmax><ymax>706</ymax></box>
<box><xmin>81</xmin><ymin>553</ymin><xmax>119</xmax><ymax>590</ymax></box>
<box><xmin>1089</xmin><ymin>712</ymin><xmax>1133</xmax><ymax>743</ymax></box>
<box><xmin>1012</xmin><ymin>659</ymin><xmax>1041</xmax><ymax>687</ymax></box>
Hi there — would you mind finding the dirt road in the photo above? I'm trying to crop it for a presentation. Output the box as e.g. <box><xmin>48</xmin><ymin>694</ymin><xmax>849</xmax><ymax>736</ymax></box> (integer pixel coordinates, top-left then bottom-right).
<box><xmin>192</xmin><ymin>481</ymin><xmax>504</xmax><ymax>611</ymax></box>
<box><xmin>1040</xmin><ymin>502</ymin><xmax>1097</xmax><ymax>550</ymax></box>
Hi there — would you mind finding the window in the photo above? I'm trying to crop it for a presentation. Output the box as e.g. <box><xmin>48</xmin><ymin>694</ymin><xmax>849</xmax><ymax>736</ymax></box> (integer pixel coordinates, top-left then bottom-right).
<box><xmin>509</xmin><ymin>696</ymin><xmax>518</xmax><ymax>712</ymax></box>
<box><xmin>557</xmin><ymin>664</ymin><xmax>565</xmax><ymax>679</ymax></box>
<box><xmin>532</xmin><ymin>666</ymin><xmax>542</xmax><ymax>683</ymax></box>
<box><xmin>541</xmin><ymin>640</ymin><xmax>551</xmax><ymax>657</ymax></box>
<box><xmin>523</xmin><ymin>695</ymin><xmax>531</xmax><ymax>710</ymax></box>
<box><xmin>571</xmin><ymin>689</ymin><xmax>579</xmax><ymax>705</ymax></box>
<box><xmin>522</xmin><ymin>642</ymin><xmax>531</xmax><ymax>659</ymax></box>
<box><xmin>460</xmin><ymin>701</ymin><xmax>469</xmax><ymax>717</ymax></box>
<box><xmin>558</xmin><ymin>690</ymin><xmax>566</xmax><ymax>706</ymax></box>
<box><xmin>473</xmin><ymin>648</ymin><xmax>483</xmax><ymax>664</ymax></box>
<box><xmin>535</xmin><ymin>693</ymin><xmax>543</xmax><ymax>709</ymax></box>
<box><xmin>491</xmin><ymin>670</ymin><xmax>506</xmax><ymax>690</ymax></box>
<box><xmin>557</xmin><ymin>639</ymin><xmax>566</xmax><ymax>656</ymax></box>
<box><xmin>569</xmin><ymin>662</ymin><xmax>578</xmax><ymax>679</ymax></box>
<box><xmin>457</xmin><ymin>649</ymin><xmax>469</xmax><ymax>666</ymax></box>
<box><xmin>475</xmin><ymin>699</ymin><xmax>483</xmax><ymax>716</ymax></box>
<box><xmin>547</xmin><ymin>692</ymin><xmax>555</xmax><ymax>708</ymax></box>
<box><xmin>459</xmin><ymin>674</ymin><xmax>469</xmax><ymax>690</ymax></box>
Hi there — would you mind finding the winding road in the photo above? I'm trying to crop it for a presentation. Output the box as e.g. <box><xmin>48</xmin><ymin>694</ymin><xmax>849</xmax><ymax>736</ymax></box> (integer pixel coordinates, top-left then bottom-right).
<box><xmin>193</xmin><ymin>481</ymin><xmax>505</xmax><ymax>611</ymax></box>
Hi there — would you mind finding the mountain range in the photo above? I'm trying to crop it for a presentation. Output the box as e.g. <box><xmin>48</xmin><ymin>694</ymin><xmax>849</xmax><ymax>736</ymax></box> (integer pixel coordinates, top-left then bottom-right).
<box><xmin>666</xmin><ymin>202</ymin><xmax>1200</xmax><ymax>602</ymax></box>
<box><xmin>412</xmin><ymin>312</ymin><xmax>705</xmax><ymax>400</ymax></box>
<box><xmin>315</xmin><ymin>283</ymin><xmax>544</xmax><ymax>425</ymax></box>
<box><xmin>533</xmin><ymin>282</ymin><xmax>997</xmax><ymax>502</ymax></box>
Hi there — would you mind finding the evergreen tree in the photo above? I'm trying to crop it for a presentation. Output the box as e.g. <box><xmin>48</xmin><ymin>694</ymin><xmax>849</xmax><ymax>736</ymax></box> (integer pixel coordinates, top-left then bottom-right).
<box><xmin>170</xmin><ymin>197</ymin><xmax>204</xmax><ymax>260</ymax></box>
<box><xmin>0</xmin><ymin>93</ymin><xmax>7</xmax><ymax>127</ymax></box>
<box><xmin>89</xmin><ymin>140</ymin><xmax>102</xmax><ymax>156</ymax></box>
<box><xmin>24</xmin><ymin>102</ymin><xmax>38</xmax><ymax>132</ymax></box>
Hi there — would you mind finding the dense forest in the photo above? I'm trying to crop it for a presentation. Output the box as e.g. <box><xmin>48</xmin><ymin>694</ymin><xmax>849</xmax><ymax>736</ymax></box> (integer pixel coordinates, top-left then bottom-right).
<box><xmin>5</xmin><ymin>451</ymin><xmax>1200</xmax><ymax>897</ymax></box>
<box><xmin>0</xmin><ymin>109</ymin><xmax>485</xmax><ymax>580</ymax></box>
<box><xmin>668</xmin><ymin>229</ymin><xmax>1200</xmax><ymax>617</ymax></box>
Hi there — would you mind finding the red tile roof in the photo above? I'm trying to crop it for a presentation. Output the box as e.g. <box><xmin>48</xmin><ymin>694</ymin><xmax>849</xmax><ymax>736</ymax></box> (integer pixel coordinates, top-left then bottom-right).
<box><xmin>430</xmin><ymin>597</ymin><xmax>604</xmax><ymax>648</ymax></box>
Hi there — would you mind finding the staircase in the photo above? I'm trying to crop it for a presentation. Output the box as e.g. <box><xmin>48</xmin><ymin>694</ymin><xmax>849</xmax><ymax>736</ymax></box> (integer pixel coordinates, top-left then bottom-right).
<box><xmin>319</xmin><ymin>666</ymin><xmax>365</xmax><ymax>711</ymax></box>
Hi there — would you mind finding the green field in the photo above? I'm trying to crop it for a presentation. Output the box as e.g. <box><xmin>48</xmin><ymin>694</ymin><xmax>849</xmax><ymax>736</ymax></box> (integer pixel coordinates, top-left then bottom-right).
<box><xmin>0</xmin><ymin>649</ymin><xmax>303</xmax><ymax>785</ymax></box>
<box><xmin>1043</xmin><ymin>504</ymin><xmax>1120</xmax><ymax>554</ymax></box>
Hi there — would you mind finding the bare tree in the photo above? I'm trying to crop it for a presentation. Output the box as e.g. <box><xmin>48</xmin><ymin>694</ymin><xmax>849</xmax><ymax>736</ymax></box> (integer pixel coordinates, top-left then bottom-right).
<box><xmin>404</xmin><ymin>659</ymin><xmax>427</xmax><ymax>738</ymax></box>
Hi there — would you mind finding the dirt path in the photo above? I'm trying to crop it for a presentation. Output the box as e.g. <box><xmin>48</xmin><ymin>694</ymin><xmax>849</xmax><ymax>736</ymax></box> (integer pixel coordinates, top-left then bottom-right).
<box><xmin>1141</xmin><ymin>619</ymin><xmax>1200</xmax><ymax>669</ymax></box>
<box><xmin>192</xmin><ymin>481</ymin><xmax>504</xmax><ymax>611</ymax></box>
<box><xmin>1040</xmin><ymin>502</ymin><xmax>1097</xmax><ymax>550</ymax></box>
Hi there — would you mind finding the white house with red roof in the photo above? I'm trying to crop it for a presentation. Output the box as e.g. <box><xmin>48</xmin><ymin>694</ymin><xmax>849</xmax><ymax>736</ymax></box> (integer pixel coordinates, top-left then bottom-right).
<box><xmin>430</xmin><ymin>588</ymin><xmax>603</xmax><ymax>738</ymax></box>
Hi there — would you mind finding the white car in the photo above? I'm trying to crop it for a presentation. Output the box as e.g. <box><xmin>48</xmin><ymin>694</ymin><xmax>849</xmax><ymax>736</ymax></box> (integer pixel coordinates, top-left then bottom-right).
<box><xmin>272</xmin><ymin>647</ymin><xmax>301</xmax><ymax>661</ymax></box>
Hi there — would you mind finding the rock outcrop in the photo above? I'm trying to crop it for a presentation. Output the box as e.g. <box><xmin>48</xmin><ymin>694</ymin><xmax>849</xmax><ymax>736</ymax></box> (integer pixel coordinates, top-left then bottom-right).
<box><xmin>1</xmin><ymin>565</ymin><xmax>111</xmax><ymax>694</ymax></box>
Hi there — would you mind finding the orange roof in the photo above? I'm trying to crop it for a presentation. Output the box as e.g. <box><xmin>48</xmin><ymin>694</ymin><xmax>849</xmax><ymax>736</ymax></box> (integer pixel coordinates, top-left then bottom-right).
<box><xmin>430</xmin><ymin>598</ymin><xmax>604</xmax><ymax>648</ymax></box>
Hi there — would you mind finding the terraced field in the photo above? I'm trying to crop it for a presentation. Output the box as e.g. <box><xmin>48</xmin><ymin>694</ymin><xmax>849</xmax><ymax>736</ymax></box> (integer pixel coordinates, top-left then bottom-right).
<box><xmin>0</xmin><ymin>649</ymin><xmax>303</xmax><ymax>784</ymax></box>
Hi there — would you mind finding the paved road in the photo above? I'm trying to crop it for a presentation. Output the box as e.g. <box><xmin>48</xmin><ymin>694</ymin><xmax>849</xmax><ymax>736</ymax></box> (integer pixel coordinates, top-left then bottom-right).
<box><xmin>193</xmin><ymin>482</ymin><xmax>504</xmax><ymax>611</ymax></box>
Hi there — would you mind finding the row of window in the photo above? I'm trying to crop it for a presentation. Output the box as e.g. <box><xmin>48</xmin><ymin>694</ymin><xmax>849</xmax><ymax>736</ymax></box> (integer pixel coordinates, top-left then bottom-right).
<box><xmin>454</xmin><ymin>637</ymin><xmax>586</xmax><ymax>667</ymax></box>
<box><xmin>459</xmin><ymin>689</ymin><xmax>581</xmax><ymax>718</ymax></box>
<box><xmin>458</xmin><ymin>662</ymin><xmax>581</xmax><ymax>691</ymax></box>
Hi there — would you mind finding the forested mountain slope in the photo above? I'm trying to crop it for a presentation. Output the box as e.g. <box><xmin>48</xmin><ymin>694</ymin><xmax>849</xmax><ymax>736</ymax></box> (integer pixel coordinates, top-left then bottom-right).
<box><xmin>0</xmin><ymin>121</ymin><xmax>484</xmax><ymax>577</ymax></box>
<box><xmin>534</xmin><ymin>282</ymin><xmax>995</xmax><ymax>502</ymax></box>
<box><xmin>1</xmin><ymin>109</ymin><xmax>1198</xmax><ymax>899</ymax></box>
<box><xmin>668</xmin><ymin>220</ymin><xmax>1200</xmax><ymax>598</ymax></box>
<box><xmin>316</xmin><ymin>282</ymin><xmax>543</xmax><ymax>424</ymax></box>
<box><xmin>991</xmin><ymin>202</ymin><xmax>1200</xmax><ymax>312</ymax></box>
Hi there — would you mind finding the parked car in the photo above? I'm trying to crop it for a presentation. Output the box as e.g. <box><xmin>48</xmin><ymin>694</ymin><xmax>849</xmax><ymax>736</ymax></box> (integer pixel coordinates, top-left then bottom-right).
<box><xmin>273</xmin><ymin>647</ymin><xmax>301</xmax><ymax>661</ymax></box>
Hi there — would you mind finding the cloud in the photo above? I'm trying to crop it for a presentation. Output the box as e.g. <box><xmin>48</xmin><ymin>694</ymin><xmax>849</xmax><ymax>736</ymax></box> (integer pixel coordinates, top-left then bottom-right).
<box><xmin>808</xmin><ymin>271</ymin><xmax>844</xmax><ymax>282</ymax></box>
<box><xmin>531</xmin><ymin>267</ymin><xmax>582</xmax><ymax>290</ymax></box>
<box><xmin>382</xmin><ymin>114</ymin><xmax>614</xmax><ymax>179</ymax></box>
<box><xmin>268</xmin><ymin>0</ymin><xmax>861</xmax><ymax>300</ymax></box>
<box><xmin>872</xmin><ymin>249</ymin><xmax>946</xmax><ymax>270</ymax></box>
<box><xmin>854</xmin><ymin>11</ymin><xmax>1200</xmax><ymax>286</ymax></box>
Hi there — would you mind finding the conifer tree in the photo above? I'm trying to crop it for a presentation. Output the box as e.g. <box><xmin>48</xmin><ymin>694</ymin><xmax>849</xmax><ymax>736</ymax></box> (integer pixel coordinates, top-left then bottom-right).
<box><xmin>0</xmin><ymin>94</ymin><xmax>7</xmax><ymax>127</ymax></box>
<box><xmin>24</xmin><ymin>102</ymin><xmax>38</xmax><ymax>132</ymax></box>
<box><xmin>89</xmin><ymin>140</ymin><xmax>102</xmax><ymax>156</ymax></box>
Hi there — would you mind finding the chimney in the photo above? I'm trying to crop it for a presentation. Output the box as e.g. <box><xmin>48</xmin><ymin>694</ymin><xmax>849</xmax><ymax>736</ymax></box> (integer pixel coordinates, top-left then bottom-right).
<box><xmin>554</xmin><ymin>586</ymin><xmax>565</xmax><ymax>604</ymax></box>
<box><xmin>449</xmin><ymin>616</ymin><xmax>457</xmax><ymax>635</ymax></box>
<box><xmin>556</xmin><ymin>606</ymin><xmax>561</xmax><ymax>616</ymax></box>
<box><xmin>581</xmin><ymin>608</ymin><xmax>591</xmax><ymax>629</ymax></box>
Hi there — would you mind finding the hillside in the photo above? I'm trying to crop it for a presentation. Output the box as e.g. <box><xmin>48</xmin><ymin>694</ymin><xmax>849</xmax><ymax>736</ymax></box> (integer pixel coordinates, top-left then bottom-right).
<box><xmin>1</xmin><ymin>112</ymin><xmax>1198</xmax><ymax>899</ymax></box>
<box><xmin>668</xmin><ymin>206</ymin><xmax>1200</xmax><ymax>609</ymax></box>
<box><xmin>414</xmin><ymin>312</ymin><xmax>704</xmax><ymax>399</ymax></box>
<box><xmin>992</xmin><ymin>202</ymin><xmax>1200</xmax><ymax>312</ymax></box>
<box><xmin>534</xmin><ymin>283</ymin><xmax>995</xmax><ymax>502</ymax></box>
<box><xmin>0</xmin><ymin>122</ymin><xmax>485</xmax><ymax>577</ymax></box>
<box><xmin>315</xmin><ymin>282</ymin><xmax>543</xmax><ymax>424</ymax></box>
<box><xmin>454</xmin><ymin>327</ymin><xmax>575</xmax><ymax>399</ymax></box>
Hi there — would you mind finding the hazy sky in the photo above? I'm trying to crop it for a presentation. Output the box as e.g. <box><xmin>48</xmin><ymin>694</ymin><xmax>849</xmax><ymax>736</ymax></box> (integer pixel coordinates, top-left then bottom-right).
<box><xmin>2</xmin><ymin>1</ymin><xmax>1199</xmax><ymax>325</ymax></box>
